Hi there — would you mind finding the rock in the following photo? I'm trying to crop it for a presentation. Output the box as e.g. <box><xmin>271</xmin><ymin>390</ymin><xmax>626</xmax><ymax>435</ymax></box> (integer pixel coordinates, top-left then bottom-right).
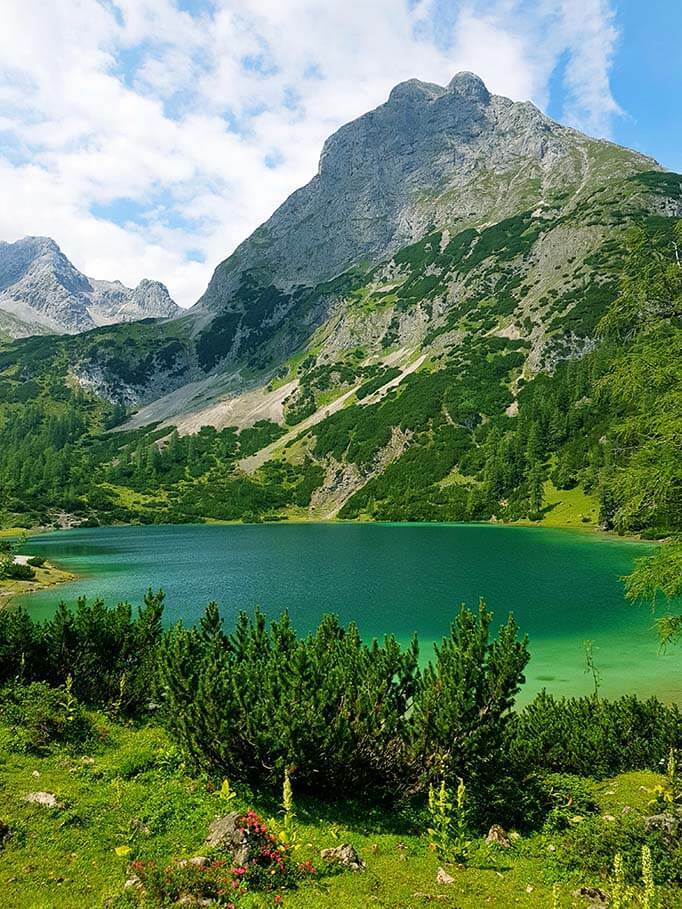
<box><xmin>205</xmin><ymin>812</ymin><xmax>250</xmax><ymax>865</ymax></box>
<box><xmin>177</xmin><ymin>856</ymin><xmax>209</xmax><ymax>869</ymax></box>
<box><xmin>24</xmin><ymin>791</ymin><xmax>62</xmax><ymax>809</ymax></box>
<box><xmin>485</xmin><ymin>824</ymin><xmax>512</xmax><ymax>848</ymax></box>
<box><xmin>526</xmin><ymin>885</ymin><xmax>534</xmax><ymax>894</ymax></box>
<box><xmin>602</xmin><ymin>814</ymin><xmax>616</xmax><ymax>822</ymax></box>
<box><xmin>0</xmin><ymin>819</ymin><xmax>10</xmax><ymax>845</ymax></box>
<box><xmin>436</xmin><ymin>867</ymin><xmax>455</xmax><ymax>884</ymax></box>
<box><xmin>644</xmin><ymin>813</ymin><xmax>681</xmax><ymax>840</ymax></box>
<box><xmin>573</xmin><ymin>886</ymin><xmax>609</xmax><ymax>905</ymax></box>
<box><xmin>0</xmin><ymin>236</ymin><xmax>179</xmax><ymax>339</ymax></box>
<box><xmin>320</xmin><ymin>843</ymin><xmax>365</xmax><ymax>870</ymax></box>
<box><xmin>124</xmin><ymin>875</ymin><xmax>142</xmax><ymax>891</ymax></box>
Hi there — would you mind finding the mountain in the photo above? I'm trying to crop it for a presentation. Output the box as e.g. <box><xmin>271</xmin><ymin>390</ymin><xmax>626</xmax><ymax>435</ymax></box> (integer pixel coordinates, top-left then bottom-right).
<box><xmin>0</xmin><ymin>73</ymin><xmax>679</xmax><ymax>533</ymax></box>
<box><xmin>197</xmin><ymin>72</ymin><xmax>654</xmax><ymax>312</ymax></box>
<box><xmin>0</xmin><ymin>236</ymin><xmax>180</xmax><ymax>337</ymax></box>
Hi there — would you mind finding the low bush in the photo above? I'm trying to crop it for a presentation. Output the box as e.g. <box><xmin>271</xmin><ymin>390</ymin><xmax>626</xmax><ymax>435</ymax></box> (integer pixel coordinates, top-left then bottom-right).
<box><xmin>508</xmin><ymin>691</ymin><xmax>682</xmax><ymax>777</ymax></box>
<box><xmin>1</xmin><ymin>562</ymin><xmax>36</xmax><ymax>581</ymax></box>
<box><xmin>158</xmin><ymin>600</ymin><xmax>529</xmax><ymax>819</ymax></box>
<box><xmin>558</xmin><ymin>812</ymin><xmax>682</xmax><ymax>884</ymax></box>
<box><xmin>0</xmin><ymin>681</ymin><xmax>96</xmax><ymax>754</ymax></box>
<box><xmin>0</xmin><ymin>589</ymin><xmax>165</xmax><ymax>715</ymax></box>
<box><xmin>536</xmin><ymin>773</ymin><xmax>599</xmax><ymax>832</ymax></box>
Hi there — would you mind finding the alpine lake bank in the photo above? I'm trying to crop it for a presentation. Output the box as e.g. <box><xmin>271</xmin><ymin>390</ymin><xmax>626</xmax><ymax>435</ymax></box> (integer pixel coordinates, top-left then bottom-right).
<box><xmin>2</xmin><ymin>496</ymin><xmax>680</xmax><ymax>908</ymax></box>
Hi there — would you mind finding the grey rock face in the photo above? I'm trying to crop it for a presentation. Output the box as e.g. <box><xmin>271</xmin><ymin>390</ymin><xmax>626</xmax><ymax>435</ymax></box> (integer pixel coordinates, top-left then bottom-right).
<box><xmin>205</xmin><ymin>812</ymin><xmax>251</xmax><ymax>863</ymax></box>
<box><xmin>0</xmin><ymin>236</ymin><xmax>180</xmax><ymax>337</ymax></box>
<box><xmin>24</xmin><ymin>791</ymin><xmax>63</xmax><ymax>809</ymax></box>
<box><xmin>320</xmin><ymin>843</ymin><xmax>365</xmax><ymax>870</ymax></box>
<box><xmin>197</xmin><ymin>72</ymin><xmax>656</xmax><ymax>314</ymax></box>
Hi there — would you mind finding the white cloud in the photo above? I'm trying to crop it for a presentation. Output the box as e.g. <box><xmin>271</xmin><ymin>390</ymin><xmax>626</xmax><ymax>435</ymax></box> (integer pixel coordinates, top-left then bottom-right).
<box><xmin>0</xmin><ymin>0</ymin><xmax>622</xmax><ymax>306</ymax></box>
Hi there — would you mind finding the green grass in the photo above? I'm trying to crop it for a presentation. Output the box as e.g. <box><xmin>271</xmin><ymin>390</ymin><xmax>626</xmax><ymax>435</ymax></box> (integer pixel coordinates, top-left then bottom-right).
<box><xmin>0</xmin><ymin>720</ymin><xmax>676</xmax><ymax>909</ymax></box>
<box><xmin>538</xmin><ymin>481</ymin><xmax>599</xmax><ymax>530</ymax></box>
<box><xmin>0</xmin><ymin>562</ymin><xmax>77</xmax><ymax>602</ymax></box>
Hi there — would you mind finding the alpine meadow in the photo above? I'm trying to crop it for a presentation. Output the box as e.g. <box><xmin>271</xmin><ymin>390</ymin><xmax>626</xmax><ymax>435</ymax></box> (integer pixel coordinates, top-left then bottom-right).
<box><xmin>0</xmin><ymin>4</ymin><xmax>681</xmax><ymax>909</ymax></box>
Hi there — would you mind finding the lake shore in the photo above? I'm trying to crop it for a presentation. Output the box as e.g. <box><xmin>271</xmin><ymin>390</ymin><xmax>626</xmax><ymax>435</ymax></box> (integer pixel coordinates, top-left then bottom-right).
<box><xmin>0</xmin><ymin>561</ymin><xmax>78</xmax><ymax>608</ymax></box>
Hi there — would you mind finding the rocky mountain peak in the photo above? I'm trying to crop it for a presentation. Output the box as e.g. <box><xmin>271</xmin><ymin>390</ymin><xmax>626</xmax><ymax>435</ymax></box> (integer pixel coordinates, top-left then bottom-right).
<box><xmin>0</xmin><ymin>236</ymin><xmax>180</xmax><ymax>338</ymax></box>
<box><xmin>386</xmin><ymin>77</ymin><xmax>446</xmax><ymax>105</ymax></box>
<box><xmin>198</xmin><ymin>71</ymin><xmax>646</xmax><ymax>316</ymax></box>
<box><xmin>447</xmin><ymin>71</ymin><xmax>491</xmax><ymax>103</ymax></box>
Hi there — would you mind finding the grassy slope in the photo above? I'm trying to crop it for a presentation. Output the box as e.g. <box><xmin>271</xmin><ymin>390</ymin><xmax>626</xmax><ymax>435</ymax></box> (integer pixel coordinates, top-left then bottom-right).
<box><xmin>0</xmin><ymin>720</ymin><xmax>672</xmax><ymax>909</ymax></box>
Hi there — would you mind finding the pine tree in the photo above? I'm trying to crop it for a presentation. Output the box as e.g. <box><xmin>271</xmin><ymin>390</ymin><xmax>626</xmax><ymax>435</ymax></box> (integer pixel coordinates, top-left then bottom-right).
<box><xmin>527</xmin><ymin>463</ymin><xmax>544</xmax><ymax>516</ymax></box>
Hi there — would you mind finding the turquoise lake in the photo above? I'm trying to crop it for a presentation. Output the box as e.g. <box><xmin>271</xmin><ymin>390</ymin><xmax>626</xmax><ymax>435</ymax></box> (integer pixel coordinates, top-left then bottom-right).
<box><xmin>17</xmin><ymin>522</ymin><xmax>681</xmax><ymax>703</ymax></box>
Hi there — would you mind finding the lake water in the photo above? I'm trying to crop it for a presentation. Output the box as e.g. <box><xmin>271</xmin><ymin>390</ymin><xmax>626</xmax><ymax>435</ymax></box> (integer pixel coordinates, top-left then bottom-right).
<box><xmin>16</xmin><ymin>522</ymin><xmax>681</xmax><ymax>703</ymax></box>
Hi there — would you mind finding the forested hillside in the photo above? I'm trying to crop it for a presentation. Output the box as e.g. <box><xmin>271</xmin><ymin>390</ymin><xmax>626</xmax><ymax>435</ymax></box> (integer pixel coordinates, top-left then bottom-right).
<box><xmin>0</xmin><ymin>193</ymin><xmax>679</xmax><ymax>545</ymax></box>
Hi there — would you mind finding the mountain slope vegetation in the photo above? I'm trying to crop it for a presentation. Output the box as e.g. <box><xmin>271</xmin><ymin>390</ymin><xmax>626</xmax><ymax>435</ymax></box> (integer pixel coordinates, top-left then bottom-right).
<box><xmin>0</xmin><ymin>77</ymin><xmax>679</xmax><ymax>548</ymax></box>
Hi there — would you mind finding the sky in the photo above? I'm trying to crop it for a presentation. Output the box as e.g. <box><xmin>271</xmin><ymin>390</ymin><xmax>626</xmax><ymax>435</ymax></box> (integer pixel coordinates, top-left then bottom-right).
<box><xmin>1</xmin><ymin>1</ymin><xmax>680</xmax><ymax>308</ymax></box>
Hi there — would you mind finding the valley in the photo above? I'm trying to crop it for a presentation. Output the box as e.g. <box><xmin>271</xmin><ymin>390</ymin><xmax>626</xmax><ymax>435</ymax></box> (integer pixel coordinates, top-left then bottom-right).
<box><xmin>0</xmin><ymin>64</ymin><xmax>680</xmax><ymax>909</ymax></box>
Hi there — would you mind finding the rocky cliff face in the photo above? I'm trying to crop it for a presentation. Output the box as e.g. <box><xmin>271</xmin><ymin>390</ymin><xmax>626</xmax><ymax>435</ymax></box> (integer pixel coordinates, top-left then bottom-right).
<box><xmin>0</xmin><ymin>236</ymin><xmax>180</xmax><ymax>337</ymax></box>
<box><xmin>196</xmin><ymin>72</ymin><xmax>656</xmax><ymax>312</ymax></box>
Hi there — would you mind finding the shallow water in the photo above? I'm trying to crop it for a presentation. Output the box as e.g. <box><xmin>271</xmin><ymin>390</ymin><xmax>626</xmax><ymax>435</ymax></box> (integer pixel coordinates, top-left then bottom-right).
<box><xmin>17</xmin><ymin>522</ymin><xmax>681</xmax><ymax>702</ymax></box>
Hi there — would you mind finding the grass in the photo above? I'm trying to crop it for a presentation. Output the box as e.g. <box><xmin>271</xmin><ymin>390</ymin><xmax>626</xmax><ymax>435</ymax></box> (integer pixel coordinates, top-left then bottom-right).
<box><xmin>538</xmin><ymin>481</ymin><xmax>599</xmax><ymax>530</ymax></box>
<box><xmin>510</xmin><ymin>481</ymin><xmax>599</xmax><ymax>532</ymax></box>
<box><xmin>0</xmin><ymin>562</ymin><xmax>77</xmax><ymax>604</ymax></box>
<box><xmin>0</xmin><ymin>719</ymin><xmax>675</xmax><ymax>909</ymax></box>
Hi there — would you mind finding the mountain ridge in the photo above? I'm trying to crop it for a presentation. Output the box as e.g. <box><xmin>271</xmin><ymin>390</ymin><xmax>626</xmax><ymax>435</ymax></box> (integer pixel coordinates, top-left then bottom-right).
<box><xmin>0</xmin><ymin>73</ymin><xmax>679</xmax><ymax>533</ymax></box>
<box><xmin>0</xmin><ymin>235</ymin><xmax>180</xmax><ymax>338</ymax></box>
<box><xmin>193</xmin><ymin>71</ymin><xmax>658</xmax><ymax>317</ymax></box>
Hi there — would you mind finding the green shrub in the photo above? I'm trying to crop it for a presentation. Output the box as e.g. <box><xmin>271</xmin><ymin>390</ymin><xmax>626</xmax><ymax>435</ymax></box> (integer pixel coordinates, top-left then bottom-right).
<box><xmin>508</xmin><ymin>691</ymin><xmax>682</xmax><ymax>777</ymax></box>
<box><xmin>158</xmin><ymin>600</ymin><xmax>529</xmax><ymax>817</ymax></box>
<box><xmin>0</xmin><ymin>590</ymin><xmax>165</xmax><ymax>715</ymax></box>
<box><xmin>27</xmin><ymin>556</ymin><xmax>46</xmax><ymax>568</ymax></box>
<box><xmin>412</xmin><ymin>601</ymin><xmax>529</xmax><ymax>820</ymax></box>
<box><xmin>558</xmin><ymin>812</ymin><xmax>682</xmax><ymax>884</ymax></box>
<box><xmin>1</xmin><ymin>562</ymin><xmax>36</xmax><ymax>581</ymax></box>
<box><xmin>0</xmin><ymin>681</ymin><xmax>96</xmax><ymax>754</ymax></box>
<box><xmin>159</xmin><ymin>605</ymin><xmax>420</xmax><ymax>799</ymax></box>
<box><xmin>536</xmin><ymin>773</ymin><xmax>599</xmax><ymax>832</ymax></box>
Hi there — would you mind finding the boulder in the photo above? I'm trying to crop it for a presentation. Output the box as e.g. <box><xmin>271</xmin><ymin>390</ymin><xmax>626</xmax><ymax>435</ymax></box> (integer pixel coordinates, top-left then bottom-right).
<box><xmin>436</xmin><ymin>867</ymin><xmax>455</xmax><ymax>884</ymax></box>
<box><xmin>644</xmin><ymin>813</ymin><xmax>681</xmax><ymax>840</ymax></box>
<box><xmin>573</xmin><ymin>886</ymin><xmax>609</xmax><ymax>906</ymax></box>
<box><xmin>24</xmin><ymin>791</ymin><xmax>62</xmax><ymax>809</ymax></box>
<box><xmin>485</xmin><ymin>824</ymin><xmax>512</xmax><ymax>848</ymax></box>
<box><xmin>205</xmin><ymin>812</ymin><xmax>250</xmax><ymax>864</ymax></box>
<box><xmin>177</xmin><ymin>856</ymin><xmax>209</xmax><ymax>869</ymax></box>
<box><xmin>320</xmin><ymin>843</ymin><xmax>365</xmax><ymax>870</ymax></box>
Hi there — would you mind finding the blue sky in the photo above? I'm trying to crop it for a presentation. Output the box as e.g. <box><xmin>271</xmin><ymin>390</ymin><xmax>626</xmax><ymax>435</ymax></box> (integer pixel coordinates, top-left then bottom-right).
<box><xmin>0</xmin><ymin>1</ymin><xmax>679</xmax><ymax>306</ymax></box>
<box><xmin>608</xmin><ymin>0</ymin><xmax>682</xmax><ymax>173</ymax></box>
